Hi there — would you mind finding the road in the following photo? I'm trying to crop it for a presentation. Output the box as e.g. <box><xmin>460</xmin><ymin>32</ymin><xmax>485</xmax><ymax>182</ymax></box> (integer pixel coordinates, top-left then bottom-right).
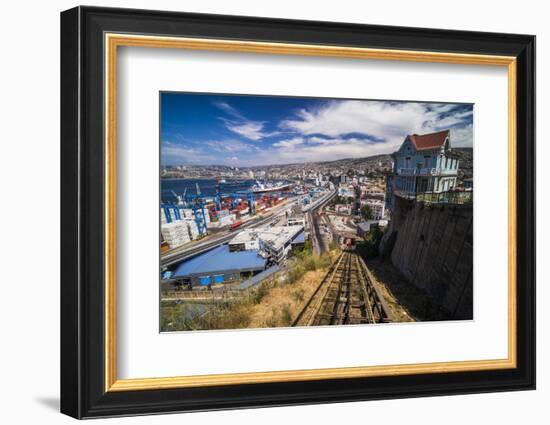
<box><xmin>307</xmin><ymin>190</ymin><xmax>338</xmax><ymax>254</ymax></box>
<box><xmin>309</xmin><ymin>211</ymin><xmax>326</xmax><ymax>254</ymax></box>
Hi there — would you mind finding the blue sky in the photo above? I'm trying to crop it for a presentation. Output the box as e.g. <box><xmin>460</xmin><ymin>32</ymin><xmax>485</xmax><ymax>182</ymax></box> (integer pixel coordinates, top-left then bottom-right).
<box><xmin>160</xmin><ymin>93</ymin><xmax>473</xmax><ymax>167</ymax></box>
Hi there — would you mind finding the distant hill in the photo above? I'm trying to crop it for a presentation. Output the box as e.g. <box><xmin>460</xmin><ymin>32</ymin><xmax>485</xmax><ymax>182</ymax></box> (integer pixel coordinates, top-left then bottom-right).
<box><xmin>315</xmin><ymin>154</ymin><xmax>393</xmax><ymax>168</ymax></box>
<box><xmin>453</xmin><ymin>147</ymin><xmax>473</xmax><ymax>179</ymax></box>
<box><xmin>163</xmin><ymin>148</ymin><xmax>472</xmax><ymax>178</ymax></box>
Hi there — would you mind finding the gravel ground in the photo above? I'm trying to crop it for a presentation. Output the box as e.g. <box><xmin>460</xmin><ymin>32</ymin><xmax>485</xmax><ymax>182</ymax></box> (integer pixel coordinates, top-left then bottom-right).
<box><xmin>366</xmin><ymin>258</ymin><xmax>450</xmax><ymax>322</ymax></box>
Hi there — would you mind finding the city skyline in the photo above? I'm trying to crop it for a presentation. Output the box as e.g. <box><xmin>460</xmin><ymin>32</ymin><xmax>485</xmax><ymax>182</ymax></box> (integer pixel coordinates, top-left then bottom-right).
<box><xmin>161</xmin><ymin>93</ymin><xmax>474</xmax><ymax>167</ymax></box>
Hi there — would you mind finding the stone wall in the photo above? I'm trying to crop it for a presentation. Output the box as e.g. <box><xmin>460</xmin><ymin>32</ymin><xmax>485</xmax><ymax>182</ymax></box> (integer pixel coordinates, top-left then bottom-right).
<box><xmin>381</xmin><ymin>197</ymin><xmax>473</xmax><ymax>319</ymax></box>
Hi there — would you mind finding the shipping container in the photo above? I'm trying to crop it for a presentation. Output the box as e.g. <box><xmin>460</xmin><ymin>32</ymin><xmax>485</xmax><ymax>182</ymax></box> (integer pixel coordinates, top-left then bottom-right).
<box><xmin>231</xmin><ymin>220</ymin><xmax>243</xmax><ymax>230</ymax></box>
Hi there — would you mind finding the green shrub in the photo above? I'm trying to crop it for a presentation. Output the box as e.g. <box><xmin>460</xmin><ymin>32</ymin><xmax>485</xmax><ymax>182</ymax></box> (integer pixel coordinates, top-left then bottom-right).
<box><xmin>292</xmin><ymin>288</ymin><xmax>305</xmax><ymax>302</ymax></box>
<box><xmin>280</xmin><ymin>304</ymin><xmax>293</xmax><ymax>326</ymax></box>
<box><xmin>250</xmin><ymin>283</ymin><xmax>269</xmax><ymax>304</ymax></box>
<box><xmin>356</xmin><ymin>226</ymin><xmax>386</xmax><ymax>259</ymax></box>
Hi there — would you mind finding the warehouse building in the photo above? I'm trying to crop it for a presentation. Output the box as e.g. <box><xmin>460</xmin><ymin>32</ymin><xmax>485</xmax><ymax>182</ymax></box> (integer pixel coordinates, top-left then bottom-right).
<box><xmin>171</xmin><ymin>244</ymin><xmax>267</xmax><ymax>287</ymax></box>
<box><xmin>228</xmin><ymin>225</ymin><xmax>305</xmax><ymax>264</ymax></box>
<box><xmin>228</xmin><ymin>229</ymin><xmax>262</xmax><ymax>252</ymax></box>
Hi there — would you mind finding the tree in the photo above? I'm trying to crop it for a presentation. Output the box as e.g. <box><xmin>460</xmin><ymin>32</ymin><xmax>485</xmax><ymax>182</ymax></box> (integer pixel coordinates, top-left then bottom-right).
<box><xmin>360</xmin><ymin>204</ymin><xmax>373</xmax><ymax>221</ymax></box>
<box><xmin>356</xmin><ymin>226</ymin><xmax>386</xmax><ymax>259</ymax></box>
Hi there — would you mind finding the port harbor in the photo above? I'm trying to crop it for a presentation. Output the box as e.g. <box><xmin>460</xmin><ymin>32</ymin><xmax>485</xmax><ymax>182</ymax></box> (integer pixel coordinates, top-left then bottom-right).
<box><xmin>160</xmin><ymin>127</ymin><xmax>473</xmax><ymax>331</ymax></box>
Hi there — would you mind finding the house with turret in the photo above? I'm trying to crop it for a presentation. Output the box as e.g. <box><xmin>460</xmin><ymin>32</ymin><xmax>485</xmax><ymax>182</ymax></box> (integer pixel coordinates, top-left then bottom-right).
<box><xmin>385</xmin><ymin>130</ymin><xmax>459</xmax><ymax>210</ymax></box>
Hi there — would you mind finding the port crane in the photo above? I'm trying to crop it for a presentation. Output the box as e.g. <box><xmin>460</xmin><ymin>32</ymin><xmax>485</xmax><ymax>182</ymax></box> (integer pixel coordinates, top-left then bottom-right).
<box><xmin>161</xmin><ymin>187</ymin><xmax>208</xmax><ymax>236</ymax></box>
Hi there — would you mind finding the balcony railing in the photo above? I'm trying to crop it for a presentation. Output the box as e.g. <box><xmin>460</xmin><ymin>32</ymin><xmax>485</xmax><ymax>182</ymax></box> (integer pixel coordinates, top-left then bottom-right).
<box><xmin>397</xmin><ymin>168</ymin><xmax>457</xmax><ymax>176</ymax></box>
<box><xmin>415</xmin><ymin>190</ymin><xmax>473</xmax><ymax>205</ymax></box>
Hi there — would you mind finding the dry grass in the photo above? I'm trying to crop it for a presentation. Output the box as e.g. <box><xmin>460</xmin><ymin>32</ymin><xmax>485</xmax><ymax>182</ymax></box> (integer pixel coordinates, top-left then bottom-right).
<box><xmin>161</xmin><ymin>248</ymin><xmax>340</xmax><ymax>332</ymax></box>
<box><xmin>160</xmin><ymin>244</ymin><xmax>342</xmax><ymax>332</ymax></box>
<box><xmin>247</xmin><ymin>268</ymin><xmax>328</xmax><ymax>328</ymax></box>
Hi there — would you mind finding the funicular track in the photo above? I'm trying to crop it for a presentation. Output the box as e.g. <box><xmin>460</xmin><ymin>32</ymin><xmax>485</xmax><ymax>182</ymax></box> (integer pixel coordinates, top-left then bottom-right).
<box><xmin>292</xmin><ymin>251</ymin><xmax>392</xmax><ymax>327</ymax></box>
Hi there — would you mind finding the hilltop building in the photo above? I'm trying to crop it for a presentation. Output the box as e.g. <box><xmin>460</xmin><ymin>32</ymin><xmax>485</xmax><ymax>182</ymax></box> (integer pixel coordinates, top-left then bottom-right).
<box><xmin>385</xmin><ymin>130</ymin><xmax>460</xmax><ymax>209</ymax></box>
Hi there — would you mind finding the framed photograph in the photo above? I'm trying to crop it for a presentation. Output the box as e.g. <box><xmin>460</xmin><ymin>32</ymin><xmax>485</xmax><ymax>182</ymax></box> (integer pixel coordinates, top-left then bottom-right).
<box><xmin>60</xmin><ymin>6</ymin><xmax>535</xmax><ymax>419</ymax></box>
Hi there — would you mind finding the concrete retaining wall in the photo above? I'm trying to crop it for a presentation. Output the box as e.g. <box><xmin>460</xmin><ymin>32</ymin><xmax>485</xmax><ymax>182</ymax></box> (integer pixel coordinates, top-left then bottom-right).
<box><xmin>382</xmin><ymin>197</ymin><xmax>473</xmax><ymax>319</ymax></box>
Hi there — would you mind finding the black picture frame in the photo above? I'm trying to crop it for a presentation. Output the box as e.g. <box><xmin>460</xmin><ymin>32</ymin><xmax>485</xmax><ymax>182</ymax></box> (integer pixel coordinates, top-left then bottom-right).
<box><xmin>61</xmin><ymin>5</ymin><xmax>536</xmax><ymax>419</ymax></box>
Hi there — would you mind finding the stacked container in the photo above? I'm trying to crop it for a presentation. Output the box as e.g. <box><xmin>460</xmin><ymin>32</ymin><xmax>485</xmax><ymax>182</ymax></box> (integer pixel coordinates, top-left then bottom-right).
<box><xmin>160</xmin><ymin>208</ymin><xmax>179</xmax><ymax>224</ymax></box>
<box><xmin>217</xmin><ymin>209</ymin><xmax>230</xmax><ymax>218</ymax></box>
<box><xmin>179</xmin><ymin>208</ymin><xmax>194</xmax><ymax>219</ymax></box>
<box><xmin>203</xmin><ymin>210</ymin><xmax>211</xmax><ymax>224</ymax></box>
<box><xmin>160</xmin><ymin>221</ymin><xmax>190</xmax><ymax>248</ymax></box>
<box><xmin>184</xmin><ymin>218</ymin><xmax>200</xmax><ymax>240</ymax></box>
<box><xmin>218</xmin><ymin>214</ymin><xmax>234</xmax><ymax>227</ymax></box>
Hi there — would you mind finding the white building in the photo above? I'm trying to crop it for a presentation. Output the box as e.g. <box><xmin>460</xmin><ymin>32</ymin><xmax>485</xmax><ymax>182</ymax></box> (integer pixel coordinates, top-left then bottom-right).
<box><xmin>363</xmin><ymin>199</ymin><xmax>386</xmax><ymax>220</ymax></box>
<box><xmin>228</xmin><ymin>229</ymin><xmax>261</xmax><ymax>251</ymax></box>
<box><xmin>228</xmin><ymin>225</ymin><xmax>304</xmax><ymax>263</ymax></box>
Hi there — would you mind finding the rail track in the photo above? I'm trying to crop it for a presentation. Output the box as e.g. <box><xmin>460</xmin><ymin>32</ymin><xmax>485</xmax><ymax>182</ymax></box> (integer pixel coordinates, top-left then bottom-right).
<box><xmin>292</xmin><ymin>251</ymin><xmax>392</xmax><ymax>326</ymax></box>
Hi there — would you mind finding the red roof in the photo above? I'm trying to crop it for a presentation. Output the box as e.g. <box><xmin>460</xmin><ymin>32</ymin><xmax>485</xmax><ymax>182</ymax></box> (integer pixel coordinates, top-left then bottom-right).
<box><xmin>408</xmin><ymin>130</ymin><xmax>449</xmax><ymax>151</ymax></box>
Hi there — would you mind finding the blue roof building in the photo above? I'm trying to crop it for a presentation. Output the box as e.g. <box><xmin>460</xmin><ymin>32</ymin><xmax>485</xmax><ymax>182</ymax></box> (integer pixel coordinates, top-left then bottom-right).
<box><xmin>172</xmin><ymin>244</ymin><xmax>267</xmax><ymax>286</ymax></box>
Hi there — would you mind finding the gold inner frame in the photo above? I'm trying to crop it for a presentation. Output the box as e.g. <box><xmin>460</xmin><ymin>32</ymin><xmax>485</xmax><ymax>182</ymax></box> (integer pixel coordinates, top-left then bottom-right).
<box><xmin>104</xmin><ymin>33</ymin><xmax>517</xmax><ymax>392</ymax></box>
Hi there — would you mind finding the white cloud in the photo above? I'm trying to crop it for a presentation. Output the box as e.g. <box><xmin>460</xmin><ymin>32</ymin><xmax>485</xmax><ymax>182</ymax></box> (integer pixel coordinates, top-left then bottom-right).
<box><xmin>214</xmin><ymin>100</ymin><xmax>280</xmax><ymax>141</ymax></box>
<box><xmin>308</xmin><ymin>136</ymin><xmax>337</xmax><ymax>145</ymax></box>
<box><xmin>265</xmin><ymin>136</ymin><xmax>400</xmax><ymax>165</ymax></box>
<box><xmin>428</xmin><ymin>110</ymin><xmax>473</xmax><ymax>130</ymax></box>
<box><xmin>280</xmin><ymin>100</ymin><xmax>426</xmax><ymax>140</ymax></box>
<box><xmin>204</xmin><ymin>139</ymin><xmax>254</xmax><ymax>153</ymax></box>
<box><xmin>212</xmin><ymin>101</ymin><xmax>245</xmax><ymax>120</ymax></box>
<box><xmin>427</xmin><ymin>103</ymin><xmax>458</xmax><ymax>114</ymax></box>
<box><xmin>223</xmin><ymin>120</ymin><xmax>267</xmax><ymax>141</ymax></box>
<box><xmin>162</xmin><ymin>139</ymin><xmax>262</xmax><ymax>166</ymax></box>
<box><xmin>449</xmin><ymin>124</ymin><xmax>474</xmax><ymax>148</ymax></box>
<box><xmin>164</xmin><ymin>99</ymin><xmax>473</xmax><ymax>167</ymax></box>
<box><xmin>273</xmin><ymin>137</ymin><xmax>304</xmax><ymax>148</ymax></box>
<box><xmin>161</xmin><ymin>141</ymin><xmax>212</xmax><ymax>164</ymax></box>
<box><xmin>280</xmin><ymin>100</ymin><xmax>473</xmax><ymax>148</ymax></box>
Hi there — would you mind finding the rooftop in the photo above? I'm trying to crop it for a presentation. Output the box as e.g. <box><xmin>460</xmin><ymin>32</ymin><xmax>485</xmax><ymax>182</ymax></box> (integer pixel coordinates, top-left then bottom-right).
<box><xmin>291</xmin><ymin>231</ymin><xmax>306</xmax><ymax>244</ymax></box>
<box><xmin>357</xmin><ymin>220</ymin><xmax>388</xmax><ymax>232</ymax></box>
<box><xmin>364</xmin><ymin>199</ymin><xmax>385</xmax><ymax>205</ymax></box>
<box><xmin>256</xmin><ymin>225</ymin><xmax>304</xmax><ymax>250</ymax></box>
<box><xmin>172</xmin><ymin>244</ymin><xmax>267</xmax><ymax>278</ymax></box>
<box><xmin>229</xmin><ymin>229</ymin><xmax>261</xmax><ymax>245</ymax></box>
<box><xmin>229</xmin><ymin>225</ymin><xmax>304</xmax><ymax>250</ymax></box>
<box><xmin>357</xmin><ymin>221</ymin><xmax>374</xmax><ymax>232</ymax></box>
<box><xmin>408</xmin><ymin>130</ymin><xmax>450</xmax><ymax>151</ymax></box>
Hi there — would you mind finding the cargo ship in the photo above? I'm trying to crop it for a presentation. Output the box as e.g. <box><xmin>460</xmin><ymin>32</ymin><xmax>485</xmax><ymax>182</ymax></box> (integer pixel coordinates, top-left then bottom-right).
<box><xmin>250</xmin><ymin>180</ymin><xmax>292</xmax><ymax>193</ymax></box>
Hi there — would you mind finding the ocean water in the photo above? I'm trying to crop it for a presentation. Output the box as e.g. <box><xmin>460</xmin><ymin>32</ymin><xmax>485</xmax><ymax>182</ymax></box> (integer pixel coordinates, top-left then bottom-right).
<box><xmin>161</xmin><ymin>179</ymin><xmax>256</xmax><ymax>203</ymax></box>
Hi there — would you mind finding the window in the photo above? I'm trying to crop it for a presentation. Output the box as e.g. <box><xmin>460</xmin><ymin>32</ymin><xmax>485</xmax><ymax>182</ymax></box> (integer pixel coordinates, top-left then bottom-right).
<box><xmin>424</xmin><ymin>155</ymin><xmax>431</xmax><ymax>168</ymax></box>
